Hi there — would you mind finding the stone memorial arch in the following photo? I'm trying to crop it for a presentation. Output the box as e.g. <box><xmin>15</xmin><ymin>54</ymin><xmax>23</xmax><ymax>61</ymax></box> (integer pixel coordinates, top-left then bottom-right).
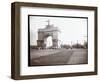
<box><xmin>37</xmin><ymin>20</ymin><xmax>59</xmax><ymax>49</ymax></box>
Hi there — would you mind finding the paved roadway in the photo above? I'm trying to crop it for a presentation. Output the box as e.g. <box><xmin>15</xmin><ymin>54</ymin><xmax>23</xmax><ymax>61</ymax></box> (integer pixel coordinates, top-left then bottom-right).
<box><xmin>29</xmin><ymin>48</ymin><xmax>88</xmax><ymax>66</ymax></box>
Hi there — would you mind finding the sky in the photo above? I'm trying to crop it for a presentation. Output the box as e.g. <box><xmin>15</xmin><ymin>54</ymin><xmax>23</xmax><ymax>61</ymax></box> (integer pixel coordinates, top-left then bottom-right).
<box><xmin>29</xmin><ymin>15</ymin><xmax>87</xmax><ymax>46</ymax></box>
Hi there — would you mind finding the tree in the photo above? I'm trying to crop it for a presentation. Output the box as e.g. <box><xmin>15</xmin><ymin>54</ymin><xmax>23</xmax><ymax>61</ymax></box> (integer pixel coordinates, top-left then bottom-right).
<box><xmin>72</xmin><ymin>43</ymin><xmax>84</xmax><ymax>48</ymax></box>
<box><xmin>61</xmin><ymin>44</ymin><xmax>71</xmax><ymax>49</ymax></box>
<box><xmin>84</xmin><ymin>41</ymin><xmax>88</xmax><ymax>48</ymax></box>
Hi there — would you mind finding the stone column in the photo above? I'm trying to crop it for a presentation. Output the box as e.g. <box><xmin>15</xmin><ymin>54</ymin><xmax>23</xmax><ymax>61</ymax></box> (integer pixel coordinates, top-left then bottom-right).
<box><xmin>52</xmin><ymin>31</ymin><xmax>58</xmax><ymax>48</ymax></box>
<box><xmin>37</xmin><ymin>40</ymin><xmax>44</xmax><ymax>48</ymax></box>
<box><xmin>52</xmin><ymin>39</ymin><xmax>58</xmax><ymax>48</ymax></box>
<box><xmin>37</xmin><ymin>31</ymin><xmax>45</xmax><ymax>49</ymax></box>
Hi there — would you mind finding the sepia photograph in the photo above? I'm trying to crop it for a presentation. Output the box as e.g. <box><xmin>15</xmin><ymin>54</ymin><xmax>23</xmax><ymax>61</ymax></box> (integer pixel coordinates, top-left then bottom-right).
<box><xmin>28</xmin><ymin>15</ymin><xmax>88</xmax><ymax>66</ymax></box>
<box><xmin>11</xmin><ymin>2</ymin><xmax>97</xmax><ymax>79</ymax></box>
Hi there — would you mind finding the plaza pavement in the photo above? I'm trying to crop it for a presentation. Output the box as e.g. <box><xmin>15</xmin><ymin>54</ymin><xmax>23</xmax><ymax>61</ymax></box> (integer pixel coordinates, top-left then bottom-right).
<box><xmin>29</xmin><ymin>48</ymin><xmax>88</xmax><ymax>66</ymax></box>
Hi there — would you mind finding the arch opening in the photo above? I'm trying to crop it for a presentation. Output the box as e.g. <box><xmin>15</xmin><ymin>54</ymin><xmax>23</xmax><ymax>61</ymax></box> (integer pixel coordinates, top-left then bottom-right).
<box><xmin>45</xmin><ymin>36</ymin><xmax>52</xmax><ymax>49</ymax></box>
